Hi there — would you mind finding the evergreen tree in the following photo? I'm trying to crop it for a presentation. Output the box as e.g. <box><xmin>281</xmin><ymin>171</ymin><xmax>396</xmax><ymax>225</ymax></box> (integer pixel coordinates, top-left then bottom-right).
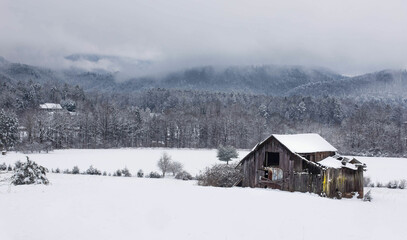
<box><xmin>0</xmin><ymin>109</ymin><xmax>19</xmax><ymax>151</ymax></box>
<box><xmin>217</xmin><ymin>145</ymin><xmax>239</xmax><ymax>165</ymax></box>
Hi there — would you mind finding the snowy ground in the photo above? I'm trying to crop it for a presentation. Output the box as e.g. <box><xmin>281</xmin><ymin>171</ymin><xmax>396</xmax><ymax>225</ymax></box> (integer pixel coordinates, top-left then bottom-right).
<box><xmin>0</xmin><ymin>174</ymin><xmax>406</xmax><ymax>240</ymax></box>
<box><xmin>0</xmin><ymin>149</ymin><xmax>406</xmax><ymax>240</ymax></box>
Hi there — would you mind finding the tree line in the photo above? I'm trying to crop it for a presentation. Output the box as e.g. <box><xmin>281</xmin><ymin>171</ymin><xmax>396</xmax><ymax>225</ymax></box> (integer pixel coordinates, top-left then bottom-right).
<box><xmin>1</xmin><ymin>79</ymin><xmax>407</xmax><ymax>156</ymax></box>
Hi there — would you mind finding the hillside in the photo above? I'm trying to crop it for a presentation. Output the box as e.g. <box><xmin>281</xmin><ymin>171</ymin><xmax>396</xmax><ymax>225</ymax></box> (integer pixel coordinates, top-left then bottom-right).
<box><xmin>2</xmin><ymin>56</ymin><xmax>407</xmax><ymax>98</ymax></box>
<box><xmin>287</xmin><ymin>70</ymin><xmax>407</xmax><ymax>98</ymax></box>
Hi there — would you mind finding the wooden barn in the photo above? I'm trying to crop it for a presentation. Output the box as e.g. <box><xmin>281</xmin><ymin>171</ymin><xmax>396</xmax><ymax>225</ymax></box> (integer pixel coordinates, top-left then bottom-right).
<box><xmin>237</xmin><ymin>133</ymin><xmax>366</xmax><ymax>198</ymax></box>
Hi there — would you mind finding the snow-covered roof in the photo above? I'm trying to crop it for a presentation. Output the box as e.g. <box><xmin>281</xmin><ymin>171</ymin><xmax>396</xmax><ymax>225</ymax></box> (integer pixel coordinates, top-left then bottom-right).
<box><xmin>39</xmin><ymin>103</ymin><xmax>63</xmax><ymax>110</ymax></box>
<box><xmin>318</xmin><ymin>156</ymin><xmax>360</xmax><ymax>170</ymax></box>
<box><xmin>273</xmin><ymin>133</ymin><xmax>337</xmax><ymax>154</ymax></box>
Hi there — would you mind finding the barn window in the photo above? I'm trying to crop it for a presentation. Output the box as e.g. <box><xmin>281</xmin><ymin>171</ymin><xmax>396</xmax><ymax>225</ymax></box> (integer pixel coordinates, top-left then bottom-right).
<box><xmin>265</xmin><ymin>152</ymin><xmax>279</xmax><ymax>167</ymax></box>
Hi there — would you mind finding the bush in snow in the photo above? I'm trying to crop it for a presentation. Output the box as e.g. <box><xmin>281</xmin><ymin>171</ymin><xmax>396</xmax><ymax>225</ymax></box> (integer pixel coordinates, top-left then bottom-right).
<box><xmin>86</xmin><ymin>165</ymin><xmax>101</xmax><ymax>175</ymax></box>
<box><xmin>376</xmin><ymin>182</ymin><xmax>384</xmax><ymax>188</ymax></box>
<box><xmin>14</xmin><ymin>160</ymin><xmax>22</xmax><ymax>170</ymax></box>
<box><xmin>363</xmin><ymin>190</ymin><xmax>372</xmax><ymax>202</ymax></box>
<box><xmin>148</xmin><ymin>171</ymin><xmax>161</xmax><ymax>178</ymax></box>
<box><xmin>72</xmin><ymin>166</ymin><xmax>80</xmax><ymax>174</ymax></box>
<box><xmin>63</xmin><ymin>169</ymin><xmax>71</xmax><ymax>174</ymax></box>
<box><xmin>7</xmin><ymin>164</ymin><xmax>12</xmax><ymax>171</ymax></box>
<box><xmin>387</xmin><ymin>180</ymin><xmax>399</xmax><ymax>189</ymax></box>
<box><xmin>175</xmin><ymin>171</ymin><xmax>193</xmax><ymax>180</ymax></box>
<box><xmin>197</xmin><ymin>163</ymin><xmax>242</xmax><ymax>188</ymax></box>
<box><xmin>55</xmin><ymin>168</ymin><xmax>60</xmax><ymax>174</ymax></box>
<box><xmin>0</xmin><ymin>162</ymin><xmax>7</xmax><ymax>171</ymax></box>
<box><xmin>114</xmin><ymin>169</ymin><xmax>122</xmax><ymax>177</ymax></box>
<box><xmin>399</xmin><ymin>179</ymin><xmax>406</xmax><ymax>189</ymax></box>
<box><xmin>11</xmin><ymin>158</ymin><xmax>49</xmax><ymax>185</ymax></box>
<box><xmin>102</xmin><ymin>171</ymin><xmax>107</xmax><ymax>176</ymax></box>
<box><xmin>137</xmin><ymin>169</ymin><xmax>144</xmax><ymax>178</ymax></box>
<box><xmin>121</xmin><ymin>167</ymin><xmax>132</xmax><ymax>177</ymax></box>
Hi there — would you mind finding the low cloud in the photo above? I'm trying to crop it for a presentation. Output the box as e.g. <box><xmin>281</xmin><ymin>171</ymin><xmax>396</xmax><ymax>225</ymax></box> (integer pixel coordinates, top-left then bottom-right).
<box><xmin>1</xmin><ymin>0</ymin><xmax>406</xmax><ymax>76</ymax></box>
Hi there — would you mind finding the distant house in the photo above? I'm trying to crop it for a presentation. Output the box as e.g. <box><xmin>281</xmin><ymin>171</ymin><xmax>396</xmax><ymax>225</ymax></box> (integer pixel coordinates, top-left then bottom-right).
<box><xmin>237</xmin><ymin>133</ymin><xmax>366</xmax><ymax>198</ymax></box>
<box><xmin>39</xmin><ymin>103</ymin><xmax>63</xmax><ymax>112</ymax></box>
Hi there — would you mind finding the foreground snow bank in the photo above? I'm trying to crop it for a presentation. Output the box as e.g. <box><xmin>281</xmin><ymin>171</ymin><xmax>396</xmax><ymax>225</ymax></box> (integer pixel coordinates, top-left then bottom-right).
<box><xmin>0</xmin><ymin>174</ymin><xmax>406</xmax><ymax>240</ymax></box>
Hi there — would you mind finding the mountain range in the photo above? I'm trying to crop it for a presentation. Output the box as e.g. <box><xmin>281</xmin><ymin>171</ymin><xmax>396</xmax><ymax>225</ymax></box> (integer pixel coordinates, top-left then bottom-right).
<box><xmin>1</xmin><ymin>56</ymin><xmax>406</xmax><ymax>98</ymax></box>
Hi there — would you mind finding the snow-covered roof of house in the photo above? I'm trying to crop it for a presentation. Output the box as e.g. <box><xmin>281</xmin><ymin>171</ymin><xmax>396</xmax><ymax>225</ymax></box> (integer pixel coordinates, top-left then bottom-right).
<box><xmin>273</xmin><ymin>133</ymin><xmax>337</xmax><ymax>154</ymax></box>
<box><xmin>39</xmin><ymin>103</ymin><xmax>63</xmax><ymax>110</ymax></box>
<box><xmin>318</xmin><ymin>156</ymin><xmax>364</xmax><ymax>170</ymax></box>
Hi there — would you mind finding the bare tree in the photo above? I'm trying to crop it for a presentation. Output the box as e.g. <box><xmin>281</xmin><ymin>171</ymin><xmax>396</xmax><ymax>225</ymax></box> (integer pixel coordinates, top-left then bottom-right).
<box><xmin>169</xmin><ymin>161</ymin><xmax>183</xmax><ymax>175</ymax></box>
<box><xmin>157</xmin><ymin>152</ymin><xmax>172</xmax><ymax>177</ymax></box>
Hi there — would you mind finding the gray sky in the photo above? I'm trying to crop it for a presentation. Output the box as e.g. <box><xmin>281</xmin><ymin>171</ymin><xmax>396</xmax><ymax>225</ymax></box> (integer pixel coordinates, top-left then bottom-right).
<box><xmin>1</xmin><ymin>0</ymin><xmax>407</xmax><ymax>75</ymax></box>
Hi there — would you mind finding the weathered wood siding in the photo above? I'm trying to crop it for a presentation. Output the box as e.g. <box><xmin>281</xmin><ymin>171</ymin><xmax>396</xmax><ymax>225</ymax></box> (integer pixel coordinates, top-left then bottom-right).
<box><xmin>322</xmin><ymin>168</ymin><xmax>364</xmax><ymax>198</ymax></box>
<box><xmin>299</xmin><ymin>151</ymin><xmax>335</xmax><ymax>162</ymax></box>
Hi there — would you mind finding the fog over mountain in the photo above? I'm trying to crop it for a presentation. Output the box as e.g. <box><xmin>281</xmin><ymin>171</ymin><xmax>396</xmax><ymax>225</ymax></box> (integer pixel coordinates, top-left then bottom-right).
<box><xmin>1</xmin><ymin>56</ymin><xmax>407</xmax><ymax>99</ymax></box>
<box><xmin>1</xmin><ymin>0</ymin><xmax>407</xmax><ymax>76</ymax></box>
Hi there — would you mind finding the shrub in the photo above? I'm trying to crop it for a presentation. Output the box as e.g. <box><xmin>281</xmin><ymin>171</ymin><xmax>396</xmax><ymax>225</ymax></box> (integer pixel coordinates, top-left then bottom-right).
<box><xmin>115</xmin><ymin>169</ymin><xmax>122</xmax><ymax>177</ymax></box>
<box><xmin>387</xmin><ymin>180</ymin><xmax>399</xmax><ymax>189</ymax></box>
<box><xmin>14</xmin><ymin>161</ymin><xmax>22</xmax><ymax>170</ymax></box>
<box><xmin>55</xmin><ymin>168</ymin><xmax>61</xmax><ymax>174</ymax></box>
<box><xmin>86</xmin><ymin>165</ymin><xmax>101</xmax><ymax>175</ymax></box>
<box><xmin>7</xmin><ymin>164</ymin><xmax>12</xmax><ymax>171</ymax></box>
<box><xmin>197</xmin><ymin>163</ymin><xmax>242</xmax><ymax>187</ymax></box>
<box><xmin>149</xmin><ymin>171</ymin><xmax>161</xmax><ymax>178</ymax></box>
<box><xmin>399</xmin><ymin>179</ymin><xmax>406</xmax><ymax>189</ymax></box>
<box><xmin>376</xmin><ymin>182</ymin><xmax>384</xmax><ymax>188</ymax></box>
<box><xmin>121</xmin><ymin>167</ymin><xmax>132</xmax><ymax>177</ymax></box>
<box><xmin>0</xmin><ymin>162</ymin><xmax>7</xmax><ymax>171</ymax></box>
<box><xmin>63</xmin><ymin>169</ymin><xmax>71</xmax><ymax>174</ymax></box>
<box><xmin>175</xmin><ymin>171</ymin><xmax>193</xmax><ymax>180</ymax></box>
<box><xmin>363</xmin><ymin>190</ymin><xmax>372</xmax><ymax>202</ymax></box>
<box><xmin>72</xmin><ymin>166</ymin><xmax>80</xmax><ymax>174</ymax></box>
<box><xmin>102</xmin><ymin>171</ymin><xmax>107</xmax><ymax>176</ymax></box>
<box><xmin>137</xmin><ymin>169</ymin><xmax>144</xmax><ymax>178</ymax></box>
<box><xmin>11</xmin><ymin>159</ymin><xmax>49</xmax><ymax>185</ymax></box>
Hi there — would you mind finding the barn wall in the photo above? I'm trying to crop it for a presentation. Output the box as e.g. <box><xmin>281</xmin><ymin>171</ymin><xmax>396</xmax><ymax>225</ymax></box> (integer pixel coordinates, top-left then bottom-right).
<box><xmin>240</xmin><ymin>137</ymin><xmax>364</xmax><ymax>198</ymax></box>
<box><xmin>322</xmin><ymin>168</ymin><xmax>364</xmax><ymax>198</ymax></box>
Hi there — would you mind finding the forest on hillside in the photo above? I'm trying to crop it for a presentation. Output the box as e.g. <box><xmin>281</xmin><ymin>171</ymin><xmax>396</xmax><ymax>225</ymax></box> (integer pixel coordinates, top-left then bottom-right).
<box><xmin>1</xmin><ymin>78</ymin><xmax>406</xmax><ymax>157</ymax></box>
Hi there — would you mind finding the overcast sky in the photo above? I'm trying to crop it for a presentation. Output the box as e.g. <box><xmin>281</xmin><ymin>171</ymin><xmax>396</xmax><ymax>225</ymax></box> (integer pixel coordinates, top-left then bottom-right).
<box><xmin>1</xmin><ymin>0</ymin><xmax>407</xmax><ymax>75</ymax></box>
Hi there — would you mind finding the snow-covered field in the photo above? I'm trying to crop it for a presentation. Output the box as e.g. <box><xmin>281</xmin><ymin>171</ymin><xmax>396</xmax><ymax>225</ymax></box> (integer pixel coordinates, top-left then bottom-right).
<box><xmin>0</xmin><ymin>148</ymin><xmax>250</xmax><ymax>176</ymax></box>
<box><xmin>0</xmin><ymin>149</ymin><xmax>406</xmax><ymax>240</ymax></box>
<box><xmin>351</xmin><ymin>156</ymin><xmax>407</xmax><ymax>183</ymax></box>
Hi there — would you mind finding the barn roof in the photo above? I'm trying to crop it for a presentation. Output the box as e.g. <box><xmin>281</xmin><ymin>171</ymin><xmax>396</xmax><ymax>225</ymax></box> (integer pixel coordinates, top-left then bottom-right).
<box><xmin>238</xmin><ymin>133</ymin><xmax>337</xmax><ymax>167</ymax></box>
<box><xmin>318</xmin><ymin>156</ymin><xmax>357</xmax><ymax>170</ymax></box>
<box><xmin>273</xmin><ymin>134</ymin><xmax>337</xmax><ymax>154</ymax></box>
